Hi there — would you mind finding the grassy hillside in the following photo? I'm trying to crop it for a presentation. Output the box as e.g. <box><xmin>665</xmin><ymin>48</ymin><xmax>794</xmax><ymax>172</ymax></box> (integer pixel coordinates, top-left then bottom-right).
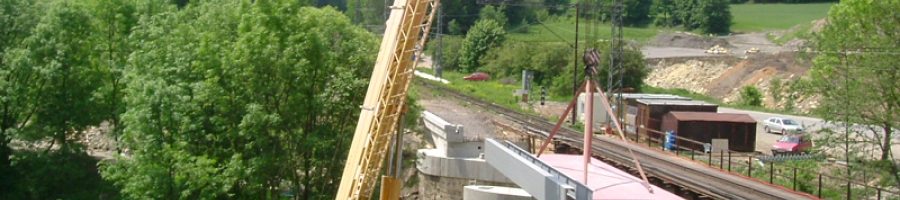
<box><xmin>731</xmin><ymin>3</ymin><xmax>834</xmax><ymax>32</ymax></box>
<box><xmin>508</xmin><ymin>21</ymin><xmax>662</xmax><ymax>43</ymax></box>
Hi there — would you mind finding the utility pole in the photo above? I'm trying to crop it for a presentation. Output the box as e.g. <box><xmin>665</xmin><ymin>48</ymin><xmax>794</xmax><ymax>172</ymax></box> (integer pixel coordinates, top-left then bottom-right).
<box><xmin>356</xmin><ymin>0</ymin><xmax>362</xmax><ymax>25</ymax></box>
<box><xmin>571</xmin><ymin>7</ymin><xmax>579</xmax><ymax>126</ymax></box>
<box><xmin>607</xmin><ymin>0</ymin><xmax>624</xmax><ymax>126</ymax></box>
<box><xmin>434</xmin><ymin>3</ymin><xmax>443</xmax><ymax>78</ymax></box>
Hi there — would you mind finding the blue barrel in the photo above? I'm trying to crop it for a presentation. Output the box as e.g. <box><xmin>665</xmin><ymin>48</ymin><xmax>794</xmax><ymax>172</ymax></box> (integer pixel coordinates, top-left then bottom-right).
<box><xmin>664</xmin><ymin>131</ymin><xmax>677</xmax><ymax>151</ymax></box>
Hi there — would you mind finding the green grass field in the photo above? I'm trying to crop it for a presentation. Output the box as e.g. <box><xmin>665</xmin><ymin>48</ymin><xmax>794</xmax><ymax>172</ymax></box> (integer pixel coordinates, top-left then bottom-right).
<box><xmin>731</xmin><ymin>3</ymin><xmax>835</xmax><ymax>32</ymax></box>
<box><xmin>508</xmin><ymin>21</ymin><xmax>662</xmax><ymax>43</ymax></box>
<box><xmin>508</xmin><ymin>3</ymin><xmax>835</xmax><ymax>43</ymax></box>
<box><xmin>415</xmin><ymin>68</ymin><xmax>525</xmax><ymax>109</ymax></box>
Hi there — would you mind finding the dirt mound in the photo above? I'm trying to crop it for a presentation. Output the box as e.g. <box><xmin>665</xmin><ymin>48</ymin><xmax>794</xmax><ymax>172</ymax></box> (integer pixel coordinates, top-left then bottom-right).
<box><xmin>648</xmin><ymin>32</ymin><xmax>735</xmax><ymax>50</ymax></box>
<box><xmin>776</xmin><ymin>18</ymin><xmax>827</xmax><ymax>51</ymax></box>
<box><xmin>809</xmin><ymin>18</ymin><xmax>827</xmax><ymax>34</ymax></box>
<box><xmin>707</xmin><ymin>52</ymin><xmax>811</xmax><ymax>99</ymax></box>
<box><xmin>645</xmin><ymin>59</ymin><xmax>733</xmax><ymax>94</ymax></box>
<box><xmin>646</xmin><ymin>52</ymin><xmax>816</xmax><ymax>111</ymax></box>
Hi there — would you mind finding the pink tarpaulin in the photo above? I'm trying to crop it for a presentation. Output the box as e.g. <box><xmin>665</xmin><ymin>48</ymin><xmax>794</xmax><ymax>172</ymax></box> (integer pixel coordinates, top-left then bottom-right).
<box><xmin>539</xmin><ymin>154</ymin><xmax>684</xmax><ymax>200</ymax></box>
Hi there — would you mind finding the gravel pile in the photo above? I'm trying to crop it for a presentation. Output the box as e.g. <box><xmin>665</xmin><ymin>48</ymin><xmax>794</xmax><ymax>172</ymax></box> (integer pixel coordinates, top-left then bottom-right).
<box><xmin>644</xmin><ymin>59</ymin><xmax>731</xmax><ymax>95</ymax></box>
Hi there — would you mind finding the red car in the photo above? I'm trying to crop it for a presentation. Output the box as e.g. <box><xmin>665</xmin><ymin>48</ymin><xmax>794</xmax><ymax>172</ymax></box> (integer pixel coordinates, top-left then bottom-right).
<box><xmin>463</xmin><ymin>72</ymin><xmax>489</xmax><ymax>81</ymax></box>
<box><xmin>771</xmin><ymin>134</ymin><xmax>812</xmax><ymax>156</ymax></box>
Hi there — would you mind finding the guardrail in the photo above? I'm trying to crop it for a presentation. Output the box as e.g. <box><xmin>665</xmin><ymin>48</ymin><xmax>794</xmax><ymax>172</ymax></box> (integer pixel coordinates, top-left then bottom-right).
<box><xmin>624</xmin><ymin>123</ymin><xmax>900</xmax><ymax>199</ymax></box>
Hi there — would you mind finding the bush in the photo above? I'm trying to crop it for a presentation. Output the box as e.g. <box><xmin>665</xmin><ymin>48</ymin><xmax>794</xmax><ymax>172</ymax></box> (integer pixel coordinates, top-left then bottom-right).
<box><xmin>738</xmin><ymin>85</ymin><xmax>763</xmax><ymax>106</ymax></box>
<box><xmin>459</xmin><ymin>19</ymin><xmax>506</xmax><ymax>72</ymax></box>
<box><xmin>426</xmin><ymin>36</ymin><xmax>464</xmax><ymax>71</ymax></box>
<box><xmin>480</xmin><ymin>41</ymin><xmax>570</xmax><ymax>86</ymax></box>
<box><xmin>549</xmin><ymin>42</ymin><xmax>649</xmax><ymax>97</ymax></box>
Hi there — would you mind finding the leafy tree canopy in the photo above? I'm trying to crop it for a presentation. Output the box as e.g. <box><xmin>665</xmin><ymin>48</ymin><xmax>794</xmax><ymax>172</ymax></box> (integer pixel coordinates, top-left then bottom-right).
<box><xmin>650</xmin><ymin>0</ymin><xmax>732</xmax><ymax>34</ymax></box>
<box><xmin>807</xmin><ymin>0</ymin><xmax>900</xmax><ymax>164</ymax></box>
<box><xmin>550</xmin><ymin>42</ymin><xmax>649</xmax><ymax>96</ymax></box>
<box><xmin>100</xmin><ymin>0</ymin><xmax>378</xmax><ymax>199</ymax></box>
<box><xmin>459</xmin><ymin>19</ymin><xmax>506</xmax><ymax>73</ymax></box>
<box><xmin>479</xmin><ymin>5</ymin><xmax>508</xmax><ymax>28</ymax></box>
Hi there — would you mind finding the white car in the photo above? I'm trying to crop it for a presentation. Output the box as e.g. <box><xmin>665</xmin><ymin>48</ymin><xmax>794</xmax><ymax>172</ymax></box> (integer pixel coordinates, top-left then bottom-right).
<box><xmin>764</xmin><ymin>117</ymin><xmax>805</xmax><ymax>134</ymax></box>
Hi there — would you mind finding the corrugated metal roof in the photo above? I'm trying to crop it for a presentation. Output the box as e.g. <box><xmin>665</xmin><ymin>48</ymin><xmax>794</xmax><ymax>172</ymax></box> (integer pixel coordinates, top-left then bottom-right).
<box><xmin>615</xmin><ymin>93</ymin><xmax>691</xmax><ymax>100</ymax></box>
<box><xmin>635</xmin><ymin>99</ymin><xmax>718</xmax><ymax>106</ymax></box>
<box><xmin>667</xmin><ymin>112</ymin><xmax>757</xmax><ymax>123</ymax></box>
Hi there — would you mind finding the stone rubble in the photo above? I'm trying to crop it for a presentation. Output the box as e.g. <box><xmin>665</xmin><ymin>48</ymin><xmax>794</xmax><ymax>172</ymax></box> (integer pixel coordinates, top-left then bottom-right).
<box><xmin>645</xmin><ymin>59</ymin><xmax>731</xmax><ymax>95</ymax></box>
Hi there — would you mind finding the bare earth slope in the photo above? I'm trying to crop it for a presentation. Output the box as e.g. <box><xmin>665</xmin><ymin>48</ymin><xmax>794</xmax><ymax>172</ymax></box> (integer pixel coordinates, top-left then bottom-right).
<box><xmin>642</xmin><ymin>31</ymin><xmax>818</xmax><ymax>112</ymax></box>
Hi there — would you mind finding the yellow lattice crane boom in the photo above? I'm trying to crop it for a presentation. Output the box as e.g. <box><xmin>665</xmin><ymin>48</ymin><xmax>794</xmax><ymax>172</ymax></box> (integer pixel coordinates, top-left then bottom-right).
<box><xmin>336</xmin><ymin>0</ymin><xmax>438</xmax><ymax>198</ymax></box>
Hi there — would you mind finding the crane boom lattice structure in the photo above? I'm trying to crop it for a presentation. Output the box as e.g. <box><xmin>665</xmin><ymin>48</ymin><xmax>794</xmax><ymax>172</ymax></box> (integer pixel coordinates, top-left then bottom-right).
<box><xmin>336</xmin><ymin>0</ymin><xmax>439</xmax><ymax>198</ymax></box>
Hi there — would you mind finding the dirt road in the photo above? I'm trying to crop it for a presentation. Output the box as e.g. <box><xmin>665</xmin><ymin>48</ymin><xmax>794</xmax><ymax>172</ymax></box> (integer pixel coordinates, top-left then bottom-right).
<box><xmin>642</xmin><ymin>32</ymin><xmax>789</xmax><ymax>59</ymax></box>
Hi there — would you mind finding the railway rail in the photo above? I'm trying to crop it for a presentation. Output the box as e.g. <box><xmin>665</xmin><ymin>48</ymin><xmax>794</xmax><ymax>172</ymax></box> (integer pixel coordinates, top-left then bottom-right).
<box><xmin>417</xmin><ymin>80</ymin><xmax>817</xmax><ymax>200</ymax></box>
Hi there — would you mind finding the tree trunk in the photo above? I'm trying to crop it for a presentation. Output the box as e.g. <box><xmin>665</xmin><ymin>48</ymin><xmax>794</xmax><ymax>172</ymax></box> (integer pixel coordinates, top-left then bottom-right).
<box><xmin>882</xmin><ymin>124</ymin><xmax>892</xmax><ymax>161</ymax></box>
<box><xmin>0</xmin><ymin>129</ymin><xmax>11</xmax><ymax>193</ymax></box>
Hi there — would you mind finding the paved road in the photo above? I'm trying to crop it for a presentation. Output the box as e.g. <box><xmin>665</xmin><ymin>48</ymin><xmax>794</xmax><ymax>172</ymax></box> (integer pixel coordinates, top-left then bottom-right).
<box><xmin>719</xmin><ymin>108</ymin><xmax>825</xmax><ymax>155</ymax></box>
<box><xmin>718</xmin><ymin>107</ymin><xmax>900</xmax><ymax>159</ymax></box>
<box><xmin>641</xmin><ymin>32</ymin><xmax>792</xmax><ymax>59</ymax></box>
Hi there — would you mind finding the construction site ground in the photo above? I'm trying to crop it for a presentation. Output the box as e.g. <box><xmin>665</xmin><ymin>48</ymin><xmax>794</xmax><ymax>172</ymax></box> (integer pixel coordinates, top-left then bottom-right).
<box><xmin>414</xmin><ymin>30</ymin><xmax>816</xmax><ymax>155</ymax></box>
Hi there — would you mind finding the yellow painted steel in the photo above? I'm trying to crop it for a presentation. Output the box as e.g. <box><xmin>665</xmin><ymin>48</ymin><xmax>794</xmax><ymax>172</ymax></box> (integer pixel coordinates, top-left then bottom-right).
<box><xmin>379</xmin><ymin>176</ymin><xmax>403</xmax><ymax>200</ymax></box>
<box><xmin>336</xmin><ymin>0</ymin><xmax>438</xmax><ymax>198</ymax></box>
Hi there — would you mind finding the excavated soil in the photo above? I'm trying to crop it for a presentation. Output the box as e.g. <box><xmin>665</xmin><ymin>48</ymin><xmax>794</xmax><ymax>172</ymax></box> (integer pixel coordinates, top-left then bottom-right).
<box><xmin>645</xmin><ymin>51</ymin><xmax>817</xmax><ymax>112</ymax></box>
<box><xmin>648</xmin><ymin>32</ymin><xmax>735</xmax><ymax>50</ymax></box>
<box><xmin>646</xmin><ymin>58</ymin><xmax>733</xmax><ymax>95</ymax></box>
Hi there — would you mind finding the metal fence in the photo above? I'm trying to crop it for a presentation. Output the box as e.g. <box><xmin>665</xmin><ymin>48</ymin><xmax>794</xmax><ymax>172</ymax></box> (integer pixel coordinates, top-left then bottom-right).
<box><xmin>620</xmin><ymin>122</ymin><xmax>900</xmax><ymax>200</ymax></box>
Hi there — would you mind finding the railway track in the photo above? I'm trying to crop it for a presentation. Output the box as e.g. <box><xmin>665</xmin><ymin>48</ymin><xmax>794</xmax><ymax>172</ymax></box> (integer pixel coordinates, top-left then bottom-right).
<box><xmin>417</xmin><ymin>80</ymin><xmax>817</xmax><ymax>200</ymax></box>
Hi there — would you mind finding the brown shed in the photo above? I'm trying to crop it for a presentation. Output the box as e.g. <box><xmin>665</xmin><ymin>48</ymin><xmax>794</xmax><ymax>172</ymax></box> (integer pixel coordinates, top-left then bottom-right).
<box><xmin>661</xmin><ymin>112</ymin><xmax>757</xmax><ymax>152</ymax></box>
<box><xmin>611</xmin><ymin>94</ymin><xmax>691</xmax><ymax>132</ymax></box>
<box><xmin>613</xmin><ymin>94</ymin><xmax>691</xmax><ymax>117</ymax></box>
<box><xmin>635</xmin><ymin>99</ymin><xmax>718</xmax><ymax>137</ymax></box>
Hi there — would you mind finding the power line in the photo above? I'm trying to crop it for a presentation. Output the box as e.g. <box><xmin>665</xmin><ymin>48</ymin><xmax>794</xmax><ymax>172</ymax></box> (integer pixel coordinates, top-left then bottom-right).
<box><xmin>441</xmin><ymin>14</ymin><xmax>480</xmax><ymax>17</ymax></box>
<box><xmin>536</xmin><ymin>23</ymin><xmax>574</xmax><ymax>47</ymax></box>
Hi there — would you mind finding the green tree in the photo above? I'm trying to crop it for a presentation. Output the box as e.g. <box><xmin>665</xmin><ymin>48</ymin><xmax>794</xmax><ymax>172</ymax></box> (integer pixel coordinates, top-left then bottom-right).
<box><xmin>807</xmin><ymin>0</ymin><xmax>900</xmax><ymax>170</ymax></box>
<box><xmin>347</xmin><ymin>0</ymin><xmax>383</xmax><ymax>26</ymax></box>
<box><xmin>598</xmin><ymin>0</ymin><xmax>652</xmax><ymax>26</ymax></box>
<box><xmin>666</xmin><ymin>0</ymin><xmax>731</xmax><ymax>34</ymax></box>
<box><xmin>87</xmin><ymin>0</ymin><xmax>141</xmax><ymax>154</ymax></box>
<box><xmin>10</xmin><ymin>0</ymin><xmax>104</xmax><ymax>153</ymax></box>
<box><xmin>550</xmin><ymin>42</ymin><xmax>649</xmax><ymax>96</ymax></box>
<box><xmin>479</xmin><ymin>5</ymin><xmax>508</xmax><ymax>28</ymax></box>
<box><xmin>448</xmin><ymin>19</ymin><xmax>463</xmax><ymax>35</ymax></box>
<box><xmin>480</xmin><ymin>41</ymin><xmax>570</xmax><ymax>86</ymax></box>
<box><xmin>426</xmin><ymin>36</ymin><xmax>464</xmax><ymax>71</ymax></box>
<box><xmin>0</xmin><ymin>0</ymin><xmax>41</xmax><ymax>196</ymax></box>
<box><xmin>651</xmin><ymin>0</ymin><xmax>675</xmax><ymax>27</ymax></box>
<box><xmin>737</xmin><ymin>85</ymin><xmax>763</xmax><ymax>106</ymax></box>
<box><xmin>440</xmin><ymin>0</ymin><xmax>481</xmax><ymax>34</ymax></box>
<box><xmin>500</xmin><ymin>0</ymin><xmax>532</xmax><ymax>27</ymax></box>
<box><xmin>459</xmin><ymin>19</ymin><xmax>505</xmax><ymax>72</ymax></box>
<box><xmin>543</xmin><ymin>0</ymin><xmax>569</xmax><ymax>15</ymax></box>
<box><xmin>100</xmin><ymin>1</ymin><xmax>379</xmax><ymax>199</ymax></box>
<box><xmin>768</xmin><ymin>77</ymin><xmax>783</xmax><ymax>108</ymax></box>
<box><xmin>691</xmin><ymin>0</ymin><xmax>731</xmax><ymax>34</ymax></box>
<box><xmin>624</xmin><ymin>0</ymin><xmax>653</xmax><ymax>25</ymax></box>
<box><xmin>172</xmin><ymin>0</ymin><xmax>190</xmax><ymax>7</ymax></box>
<box><xmin>2</xmin><ymin>0</ymin><xmax>120</xmax><ymax>197</ymax></box>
